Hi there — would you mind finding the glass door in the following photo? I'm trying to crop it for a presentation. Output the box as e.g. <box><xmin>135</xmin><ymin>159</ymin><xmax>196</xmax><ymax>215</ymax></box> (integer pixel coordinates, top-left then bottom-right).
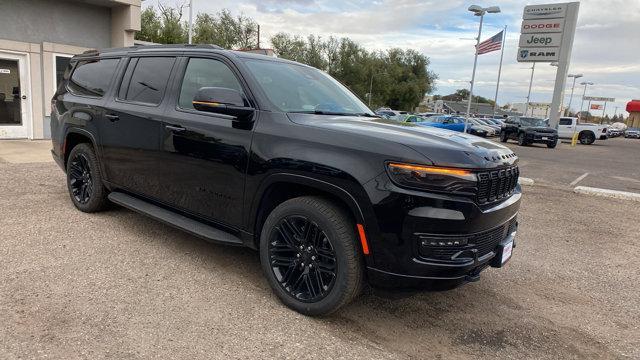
<box><xmin>0</xmin><ymin>52</ymin><xmax>29</xmax><ymax>138</ymax></box>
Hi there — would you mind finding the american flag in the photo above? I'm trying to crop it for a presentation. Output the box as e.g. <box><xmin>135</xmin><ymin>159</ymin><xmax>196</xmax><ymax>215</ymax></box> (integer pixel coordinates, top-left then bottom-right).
<box><xmin>476</xmin><ymin>30</ymin><xmax>503</xmax><ymax>55</ymax></box>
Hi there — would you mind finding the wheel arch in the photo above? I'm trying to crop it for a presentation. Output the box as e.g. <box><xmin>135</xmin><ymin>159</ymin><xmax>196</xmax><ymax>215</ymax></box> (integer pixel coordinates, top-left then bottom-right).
<box><xmin>248</xmin><ymin>173</ymin><xmax>368</xmax><ymax>250</ymax></box>
<box><xmin>63</xmin><ymin>128</ymin><xmax>99</xmax><ymax>168</ymax></box>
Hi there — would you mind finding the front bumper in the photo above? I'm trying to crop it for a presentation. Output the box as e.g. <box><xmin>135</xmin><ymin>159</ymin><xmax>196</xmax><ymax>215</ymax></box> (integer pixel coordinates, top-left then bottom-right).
<box><xmin>526</xmin><ymin>132</ymin><xmax>557</xmax><ymax>144</ymax></box>
<box><xmin>362</xmin><ymin>173</ymin><xmax>521</xmax><ymax>290</ymax></box>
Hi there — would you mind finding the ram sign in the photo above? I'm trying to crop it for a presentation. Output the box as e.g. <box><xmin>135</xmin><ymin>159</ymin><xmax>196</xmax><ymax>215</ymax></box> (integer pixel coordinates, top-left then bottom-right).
<box><xmin>517</xmin><ymin>48</ymin><xmax>560</xmax><ymax>62</ymax></box>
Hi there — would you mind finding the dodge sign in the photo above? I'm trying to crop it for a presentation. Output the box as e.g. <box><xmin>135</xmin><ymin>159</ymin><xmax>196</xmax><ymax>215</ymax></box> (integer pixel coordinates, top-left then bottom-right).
<box><xmin>520</xmin><ymin>19</ymin><xmax>564</xmax><ymax>33</ymax></box>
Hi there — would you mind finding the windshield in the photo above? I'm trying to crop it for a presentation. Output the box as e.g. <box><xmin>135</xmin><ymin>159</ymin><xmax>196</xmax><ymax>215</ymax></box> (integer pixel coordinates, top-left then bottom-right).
<box><xmin>243</xmin><ymin>59</ymin><xmax>373</xmax><ymax>115</ymax></box>
<box><xmin>519</xmin><ymin>117</ymin><xmax>548</xmax><ymax>127</ymax></box>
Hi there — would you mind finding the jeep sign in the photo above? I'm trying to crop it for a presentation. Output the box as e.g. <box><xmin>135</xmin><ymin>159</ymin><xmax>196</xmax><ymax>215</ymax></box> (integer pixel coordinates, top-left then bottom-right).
<box><xmin>519</xmin><ymin>33</ymin><xmax>563</xmax><ymax>47</ymax></box>
<box><xmin>520</xmin><ymin>19</ymin><xmax>564</xmax><ymax>33</ymax></box>
<box><xmin>517</xmin><ymin>47</ymin><xmax>560</xmax><ymax>62</ymax></box>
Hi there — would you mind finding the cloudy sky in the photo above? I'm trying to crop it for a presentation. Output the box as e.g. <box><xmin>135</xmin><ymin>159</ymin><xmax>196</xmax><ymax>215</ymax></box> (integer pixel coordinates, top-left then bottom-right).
<box><xmin>145</xmin><ymin>0</ymin><xmax>639</xmax><ymax>116</ymax></box>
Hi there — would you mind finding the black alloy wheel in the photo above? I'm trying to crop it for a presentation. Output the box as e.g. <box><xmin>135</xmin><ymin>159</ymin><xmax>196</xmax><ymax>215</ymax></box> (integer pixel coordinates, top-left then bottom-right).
<box><xmin>68</xmin><ymin>153</ymin><xmax>93</xmax><ymax>204</ymax></box>
<box><xmin>268</xmin><ymin>215</ymin><xmax>337</xmax><ymax>302</ymax></box>
<box><xmin>500</xmin><ymin>131</ymin><xmax>508</xmax><ymax>143</ymax></box>
<box><xmin>518</xmin><ymin>132</ymin><xmax>528</xmax><ymax>146</ymax></box>
<box><xmin>66</xmin><ymin>143</ymin><xmax>109</xmax><ymax>213</ymax></box>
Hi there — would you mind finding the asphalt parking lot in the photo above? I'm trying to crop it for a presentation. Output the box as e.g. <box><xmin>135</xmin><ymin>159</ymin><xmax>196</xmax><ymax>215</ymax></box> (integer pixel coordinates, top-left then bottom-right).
<box><xmin>1</xmin><ymin>140</ymin><xmax>638</xmax><ymax>359</ymax></box>
<box><xmin>497</xmin><ymin>136</ymin><xmax>640</xmax><ymax>192</ymax></box>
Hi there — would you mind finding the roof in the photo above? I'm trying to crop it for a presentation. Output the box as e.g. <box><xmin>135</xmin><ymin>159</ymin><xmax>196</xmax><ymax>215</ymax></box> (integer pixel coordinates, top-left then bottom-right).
<box><xmin>74</xmin><ymin>44</ymin><xmax>298</xmax><ymax>65</ymax></box>
<box><xmin>626</xmin><ymin>100</ymin><xmax>640</xmax><ymax>113</ymax></box>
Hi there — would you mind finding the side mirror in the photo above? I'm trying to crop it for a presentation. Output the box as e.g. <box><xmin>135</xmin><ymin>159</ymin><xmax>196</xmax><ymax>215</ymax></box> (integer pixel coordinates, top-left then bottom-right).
<box><xmin>192</xmin><ymin>87</ymin><xmax>254</xmax><ymax>120</ymax></box>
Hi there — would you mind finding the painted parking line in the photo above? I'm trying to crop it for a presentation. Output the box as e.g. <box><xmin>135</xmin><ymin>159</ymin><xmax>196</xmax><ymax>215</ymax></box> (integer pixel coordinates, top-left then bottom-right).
<box><xmin>574</xmin><ymin>186</ymin><xmax>640</xmax><ymax>202</ymax></box>
<box><xmin>569</xmin><ymin>172</ymin><xmax>589</xmax><ymax>186</ymax></box>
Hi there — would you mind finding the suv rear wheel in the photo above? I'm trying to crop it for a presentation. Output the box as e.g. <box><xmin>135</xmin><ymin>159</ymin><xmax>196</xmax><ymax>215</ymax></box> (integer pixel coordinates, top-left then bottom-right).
<box><xmin>66</xmin><ymin>143</ymin><xmax>109</xmax><ymax>212</ymax></box>
<box><xmin>259</xmin><ymin>196</ymin><xmax>363</xmax><ymax>316</ymax></box>
<box><xmin>500</xmin><ymin>131</ymin><xmax>508</xmax><ymax>143</ymax></box>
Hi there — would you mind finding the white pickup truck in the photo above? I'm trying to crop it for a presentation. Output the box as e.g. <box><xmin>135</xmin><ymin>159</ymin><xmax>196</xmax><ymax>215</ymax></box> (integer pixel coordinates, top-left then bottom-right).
<box><xmin>557</xmin><ymin>117</ymin><xmax>608</xmax><ymax>145</ymax></box>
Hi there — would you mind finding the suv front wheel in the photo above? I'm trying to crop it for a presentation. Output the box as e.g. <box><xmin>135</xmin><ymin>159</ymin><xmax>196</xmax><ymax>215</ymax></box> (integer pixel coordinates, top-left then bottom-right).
<box><xmin>259</xmin><ymin>196</ymin><xmax>364</xmax><ymax>316</ymax></box>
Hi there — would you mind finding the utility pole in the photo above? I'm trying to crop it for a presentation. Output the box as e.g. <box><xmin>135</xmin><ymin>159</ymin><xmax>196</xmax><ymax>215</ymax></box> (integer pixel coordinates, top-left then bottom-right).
<box><xmin>257</xmin><ymin>24</ymin><xmax>261</xmax><ymax>48</ymax></box>
<box><xmin>566</xmin><ymin>74</ymin><xmax>583</xmax><ymax>115</ymax></box>
<box><xmin>579</xmin><ymin>81</ymin><xmax>594</xmax><ymax>120</ymax></box>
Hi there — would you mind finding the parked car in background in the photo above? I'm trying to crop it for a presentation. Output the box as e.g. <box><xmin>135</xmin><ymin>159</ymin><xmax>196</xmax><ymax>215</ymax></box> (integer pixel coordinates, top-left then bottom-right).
<box><xmin>375</xmin><ymin>108</ymin><xmax>407</xmax><ymax>119</ymax></box>
<box><xmin>500</xmin><ymin>116</ymin><xmax>558</xmax><ymax>148</ymax></box>
<box><xmin>415</xmin><ymin>115</ymin><xmax>465</xmax><ymax>132</ymax></box>
<box><xmin>625</xmin><ymin>128</ymin><xmax>640</xmax><ymax>138</ymax></box>
<box><xmin>475</xmin><ymin>118</ymin><xmax>501</xmax><ymax>132</ymax></box>
<box><xmin>607</xmin><ymin>128</ymin><xmax>623</xmax><ymax>138</ymax></box>
<box><xmin>557</xmin><ymin>117</ymin><xmax>608</xmax><ymax>145</ymax></box>
<box><xmin>467</xmin><ymin>118</ymin><xmax>497</xmax><ymax>137</ymax></box>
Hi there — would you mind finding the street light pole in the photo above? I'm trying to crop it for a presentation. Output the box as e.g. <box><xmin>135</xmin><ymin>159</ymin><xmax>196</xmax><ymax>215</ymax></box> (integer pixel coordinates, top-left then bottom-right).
<box><xmin>579</xmin><ymin>81</ymin><xmax>593</xmax><ymax>119</ymax></box>
<box><xmin>525</xmin><ymin>63</ymin><xmax>536</xmax><ymax>116</ymax></box>
<box><xmin>188</xmin><ymin>0</ymin><xmax>193</xmax><ymax>44</ymax></box>
<box><xmin>464</xmin><ymin>5</ymin><xmax>500</xmax><ymax>133</ymax></box>
<box><xmin>566</xmin><ymin>74</ymin><xmax>583</xmax><ymax>115</ymax></box>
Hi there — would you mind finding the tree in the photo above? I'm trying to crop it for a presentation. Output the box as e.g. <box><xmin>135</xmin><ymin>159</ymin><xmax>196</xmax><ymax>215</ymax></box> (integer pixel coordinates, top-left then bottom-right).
<box><xmin>138</xmin><ymin>6</ymin><xmax>161</xmax><ymax>42</ymax></box>
<box><xmin>157</xmin><ymin>3</ymin><xmax>187</xmax><ymax>44</ymax></box>
<box><xmin>269</xmin><ymin>33</ymin><xmax>437</xmax><ymax>110</ymax></box>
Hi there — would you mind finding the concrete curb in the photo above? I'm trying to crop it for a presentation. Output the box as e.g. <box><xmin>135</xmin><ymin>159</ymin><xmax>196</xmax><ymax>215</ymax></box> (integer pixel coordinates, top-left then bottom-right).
<box><xmin>518</xmin><ymin>177</ymin><xmax>535</xmax><ymax>186</ymax></box>
<box><xmin>573</xmin><ymin>186</ymin><xmax>640</xmax><ymax>202</ymax></box>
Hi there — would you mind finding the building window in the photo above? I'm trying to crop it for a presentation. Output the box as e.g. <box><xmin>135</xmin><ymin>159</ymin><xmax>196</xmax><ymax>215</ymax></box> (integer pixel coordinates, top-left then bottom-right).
<box><xmin>54</xmin><ymin>55</ymin><xmax>72</xmax><ymax>92</ymax></box>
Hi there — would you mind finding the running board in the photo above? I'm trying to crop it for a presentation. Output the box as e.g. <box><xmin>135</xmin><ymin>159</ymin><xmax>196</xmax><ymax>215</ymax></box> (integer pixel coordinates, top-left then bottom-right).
<box><xmin>108</xmin><ymin>192</ymin><xmax>243</xmax><ymax>246</ymax></box>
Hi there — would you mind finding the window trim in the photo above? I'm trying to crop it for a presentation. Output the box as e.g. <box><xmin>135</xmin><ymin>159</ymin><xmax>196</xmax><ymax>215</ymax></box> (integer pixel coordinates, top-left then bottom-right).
<box><xmin>52</xmin><ymin>53</ymin><xmax>73</xmax><ymax>93</ymax></box>
<box><xmin>114</xmin><ymin>56</ymin><xmax>177</xmax><ymax>108</ymax></box>
<box><xmin>173</xmin><ymin>55</ymin><xmax>254</xmax><ymax>120</ymax></box>
<box><xmin>66</xmin><ymin>57</ymin><xmax>121</xmax><ymax>99</ymax></box>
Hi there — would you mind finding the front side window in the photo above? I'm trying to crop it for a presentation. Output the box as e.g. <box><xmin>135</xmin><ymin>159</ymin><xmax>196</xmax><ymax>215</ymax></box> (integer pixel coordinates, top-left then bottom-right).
<box><xmin>68</xmin><ymin>58</ymin><xmax>119</xmax><ymax>97</ymax></box>
<box><xmin>243</xmin><ymin>59</ymin><xmax>373</xmax><ymax>116</ymax></box>
<box><xmin>120</xmin><ymin>57</ymin><xmax>176</xmax><ymax>105</ymax></box>
<box><xmin>178</xmin><ymin>58</ymin><xmax>244</xmax><ymax>110</ymax></box>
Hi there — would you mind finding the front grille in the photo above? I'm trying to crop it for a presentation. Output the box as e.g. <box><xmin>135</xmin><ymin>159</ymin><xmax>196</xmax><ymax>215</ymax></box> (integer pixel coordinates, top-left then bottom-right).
<box><xmin>477</xmin><ymin>166</ymin><xmax>519</xmax><ymax>205</ymax></box>
<box><xmin>419</xmin><ymin>217</ymin><xmax>517</xmax><ymax>261</ymax></box>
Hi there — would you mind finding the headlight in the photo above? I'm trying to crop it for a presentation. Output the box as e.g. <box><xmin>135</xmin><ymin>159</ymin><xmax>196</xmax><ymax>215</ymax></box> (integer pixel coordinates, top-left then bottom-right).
<box><xmin>386</xmin><ymin>162</ymin><xmax>478</xmax><ymax>195</ymax></box>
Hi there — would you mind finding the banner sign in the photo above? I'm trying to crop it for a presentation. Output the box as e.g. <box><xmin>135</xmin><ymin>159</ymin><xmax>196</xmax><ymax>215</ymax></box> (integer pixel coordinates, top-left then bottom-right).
<box><xmin>583</xmin><ymin>96</ymin><xmax>615</xmax><ymax>102</ymax></box>
<box><xmin>590</xmin><ymin>104</ymin><xmax>603</xmax><ymax>110</ymax></box>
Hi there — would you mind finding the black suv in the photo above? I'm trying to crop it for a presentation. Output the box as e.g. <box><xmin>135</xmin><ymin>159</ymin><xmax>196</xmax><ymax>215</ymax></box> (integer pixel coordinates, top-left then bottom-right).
<box><xmin>51</xmin><ymin>45</ymin><xmax>520</xmax><ymax>316</ymax></box>
<box><xmin>500</xmin><ymin>116</ymin><xmax>558</xmax><ymax>148</ymax></box>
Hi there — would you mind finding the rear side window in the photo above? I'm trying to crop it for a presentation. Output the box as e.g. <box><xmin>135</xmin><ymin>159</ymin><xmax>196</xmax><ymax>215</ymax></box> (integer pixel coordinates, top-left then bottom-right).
<box><xmin>119</xmin><ymin>57</ymin><xmax>176</xmax><ymax>105</ymax></box>
<box><xmin>68</xmin><ymin>58</ymin><xmax>119</xmax><ymax>97</ymax></box>
<box><xmin>178</xmin><ymin>58</ymin><xmax>244</xmax><ymax>110</ymax></box>
<box><xmin>559</xmin><ymin>118</ymin><xmax>572</xmax><ymax>125</ymax></box>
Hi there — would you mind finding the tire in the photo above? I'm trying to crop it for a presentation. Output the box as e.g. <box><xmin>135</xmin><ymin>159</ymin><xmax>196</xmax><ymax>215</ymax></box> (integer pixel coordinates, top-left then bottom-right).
<box><xmin>259</xmin><ymin>196</ymin><xmax>363</xmax><ymax>316</ymax></box>
<box><xmin>66</xmin><ymin>143</ymin><xmax>109</xmax><ymax>213</ymax></box>
<box><xmin>517</xmin><ymin>132</ymin><xmax>528</xmax><ymax>146</ymax></box>
<box><xmin>500</xmin><ymin>131</ymin><xmax>508</xmax><ymax>143</ymax></box>
<box><xmin>546</xmin><ymin>141</ymin><xmax>557</xmax><ymax>148</ymax></box>
<box><xmin>579</xmin><ymin>131</ymin><xmax>595</xmax><ymax>145</ymax></box>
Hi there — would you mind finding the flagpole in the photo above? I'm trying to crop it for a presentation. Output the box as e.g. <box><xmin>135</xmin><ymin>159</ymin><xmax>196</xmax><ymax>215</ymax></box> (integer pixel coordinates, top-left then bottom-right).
<box><xmin>493</xmin><ymin>25</ymin><xmax>506</xmax><ymax>116</ymax></box>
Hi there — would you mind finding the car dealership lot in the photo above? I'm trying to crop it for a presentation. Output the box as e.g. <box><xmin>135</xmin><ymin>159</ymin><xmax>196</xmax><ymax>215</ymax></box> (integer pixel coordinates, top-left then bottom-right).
<box><xmin>498</xmin><ymin>136</ymin><xmax>640</xmax><ymax>193</ymax></box>
<box><xmin>1</xmin><ymin>143</ymin><xmax>638</xmax><ymax>359</ymax></box>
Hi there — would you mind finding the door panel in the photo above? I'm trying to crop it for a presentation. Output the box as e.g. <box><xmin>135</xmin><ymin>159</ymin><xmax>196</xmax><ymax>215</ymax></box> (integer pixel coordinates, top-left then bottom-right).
<box><xmin>155</xmin><ymin>57</ymin><xmax>253</xmax><ymax>228</ymax></box>
<box><xmin>99</xmin><ymin>56</ymin><xmax>176</xmax><ymax>199</ymax></box>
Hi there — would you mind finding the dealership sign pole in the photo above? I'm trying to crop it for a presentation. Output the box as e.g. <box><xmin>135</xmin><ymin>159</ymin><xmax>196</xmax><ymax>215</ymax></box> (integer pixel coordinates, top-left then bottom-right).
<box><xmin>517</xmin><ymin>2</ymin><xmax>580</xmax><ymax>127</ymax></box>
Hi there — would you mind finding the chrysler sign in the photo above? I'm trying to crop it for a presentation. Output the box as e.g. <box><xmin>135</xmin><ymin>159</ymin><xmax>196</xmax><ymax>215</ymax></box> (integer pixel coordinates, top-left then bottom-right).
<box><xmin>523</xmin><ymin>4</ymin><xmax>567</xmax><ymax>19</ymax></box>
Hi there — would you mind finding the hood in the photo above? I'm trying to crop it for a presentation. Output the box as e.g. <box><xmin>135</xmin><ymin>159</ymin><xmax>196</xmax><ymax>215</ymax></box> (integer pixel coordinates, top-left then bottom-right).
<box><xmin>287</xmin><ymin>114</ymin><xmax>517</xmax><ymax>169</ymax></box>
